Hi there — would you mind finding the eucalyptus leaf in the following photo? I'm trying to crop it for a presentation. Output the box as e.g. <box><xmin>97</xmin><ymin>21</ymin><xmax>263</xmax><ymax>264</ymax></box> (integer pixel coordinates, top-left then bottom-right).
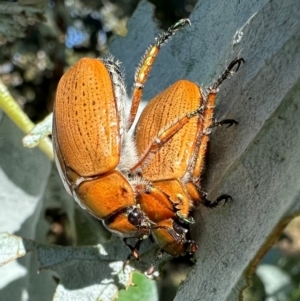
<box><xmin>1</xmin><ymin>0</ymin><xmax>300</xmax><ymax>300</ymax></box>
<box><xmin>112</xmin><ymin>0</ymin><xmax>300</xmax><ymax>300</ymax></box>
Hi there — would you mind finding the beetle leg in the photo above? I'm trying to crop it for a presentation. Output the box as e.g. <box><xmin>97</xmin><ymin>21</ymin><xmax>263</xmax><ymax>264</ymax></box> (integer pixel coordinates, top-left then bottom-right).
<box><xmin>210</xmin><ymin>118</ymin><xmax>238</xmax><ymax>128</ymax></box>
<box><xmin>192</xmin><ymin>58</ymin><xmax>244</xmax><ymax>183</ymax></box>
<box><xmin>200</xmin><ymin>191</ymin><xmax>232</xmax><ymax>208</ymax></box>
<box><xmin>127</xmin><ymin>19</ymin><xmax>191</xmax><ymax>130</ymax></box>
<box><xmin>210</xmin><ymin>57</ymin><xmax>245</xmax><ymax>91</ymax></box>
<box><xmin>192</xmin><ymin>91</ymin><xmax>217</xmax><ymax>182</ymax></box>
<box><xmin>123</xmin><ymin>238</ymin><xmax>143</xmax><ymax>260</ymax></box>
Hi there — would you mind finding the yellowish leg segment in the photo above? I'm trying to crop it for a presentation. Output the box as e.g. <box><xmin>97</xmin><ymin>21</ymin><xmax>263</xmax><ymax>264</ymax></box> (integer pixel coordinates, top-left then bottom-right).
<box><xmin>192</xmin><ymin>57</ymin><xmax>245</xmax><ymax>183</ymax></box>
<box><xmin>191</xmin><ymin>57</ymin><xmax>245</xmax><ymax>206</ymax></box>
<box><xmin>127</xmin><ymin>19</ymin><xmax>191</xmax><ymax>130</ymax></box>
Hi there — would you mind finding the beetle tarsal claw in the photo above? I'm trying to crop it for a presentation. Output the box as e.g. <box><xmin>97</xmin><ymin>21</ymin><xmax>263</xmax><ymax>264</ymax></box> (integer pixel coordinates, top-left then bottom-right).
<box><xmin>210</xmin><ymin>56</ymin><xmax>245</xmax><ymax>90</ymax></box>
<box><xmin>171</xmin><ymin>18</ymin><xmax>191</xmax><ymax>31</ymax></box>
<box><xmin>201</xmin><ymin>193</ymin><xmax>233</xmax><ymax>208</ymax></box>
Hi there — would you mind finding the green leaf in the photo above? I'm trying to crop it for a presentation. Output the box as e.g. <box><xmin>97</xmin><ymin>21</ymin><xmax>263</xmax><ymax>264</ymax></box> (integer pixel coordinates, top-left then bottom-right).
<box><xmin>117</xmin><ymin>272</ymin><xmax>158</xmax><ymax>301</ymax></box>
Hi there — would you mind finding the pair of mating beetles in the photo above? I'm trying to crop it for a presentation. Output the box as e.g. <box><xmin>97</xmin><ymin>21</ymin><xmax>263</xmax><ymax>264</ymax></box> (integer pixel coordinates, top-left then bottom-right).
<box><xmin>52</xmin><ymin>19</ymin><xmax>244</xmax><ymax>271</ymax></box>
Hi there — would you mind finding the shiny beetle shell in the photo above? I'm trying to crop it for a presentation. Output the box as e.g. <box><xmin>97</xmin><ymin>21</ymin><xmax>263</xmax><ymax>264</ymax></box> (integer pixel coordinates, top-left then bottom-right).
<box><xmin>54</xmin><ymin>58</ymin><xmax>120</xmax><ymax>176</ymax></box>
<box><xmin>53</xmin><ymin>58</ymin><xmax>150</xmax><ymax>239</ymax></box>
<box><xmin>136</xmin><ymin>80</ymin><xmax>202</xmax><ymax>181</ymax></box>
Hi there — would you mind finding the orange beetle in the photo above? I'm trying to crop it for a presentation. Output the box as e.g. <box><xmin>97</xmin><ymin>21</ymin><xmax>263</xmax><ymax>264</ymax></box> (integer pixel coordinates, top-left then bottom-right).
<box><xmin>134</xmin><ymin>58</ymin><xmax>244</xmax><ymax>257</ymax></box>
<box><xmin>52</xmin><ymin>20</ymin><xmax>193</xmax><ymax>252</ymax></box>
<box><xmin>52</xmin><ymin>16</ymin><xmax>244</xmax><ymax>262</ymax></box>
<box><xmin>53</xmin><ymin>57</ymin><xmax>152</xmax><ymax>240</ymax></box>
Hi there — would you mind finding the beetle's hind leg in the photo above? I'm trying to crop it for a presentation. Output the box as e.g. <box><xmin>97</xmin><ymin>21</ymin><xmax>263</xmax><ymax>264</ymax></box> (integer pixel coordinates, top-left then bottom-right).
<box><xmin>128</xmin><ymin>19</ymin><xmax>190</xmax><ymax>130</ymax></box>
<box><xmin>191</xmin><ymin>57</ymin><xmax>244</xmax><ymax>184</ymax></box>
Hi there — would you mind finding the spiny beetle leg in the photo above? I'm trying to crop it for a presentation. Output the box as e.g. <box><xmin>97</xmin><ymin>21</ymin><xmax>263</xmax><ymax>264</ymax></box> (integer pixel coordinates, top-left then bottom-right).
<box><xmin>201</xmin><ymin>192</ymin><xmax>232</xmax><ymax>208</ymax></box>
<box><xmin>211</xmin><ymin>57</ymin><xmax>245</xmax><ymax>91</ymax></box>
<box><xmin>192</xmin><ymin>58</ymin><xmax>244</xmax><ymax>182</ymax></box>
<box><xmin>128</xmin><ymin>18</ymin><xmax>191</xmax><ymax>130</ymax></box>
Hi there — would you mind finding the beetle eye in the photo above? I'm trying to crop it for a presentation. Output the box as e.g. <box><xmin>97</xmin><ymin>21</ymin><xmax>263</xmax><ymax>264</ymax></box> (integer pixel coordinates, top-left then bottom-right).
<box><xmin>128</xmin><ymin>208</ymin><xmax>144</xmax><ymax>227</ymax></box>
<box><xmin>173</xmin><ymin>221</ymin><xmax>188</xmax><ymax>235</ymax></box>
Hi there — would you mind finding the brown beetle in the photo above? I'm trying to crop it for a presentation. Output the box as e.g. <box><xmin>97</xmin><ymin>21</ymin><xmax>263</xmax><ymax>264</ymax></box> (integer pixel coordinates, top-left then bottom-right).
<box><xmin>134</xmin><ymin>58</ymin><xmax>244</xmax><ymax>257</ymax></box>
<box><xmin>52</xmin><ymin>17</ymin><xmax>244</xmax><ymax>262</ymax></box>
<box><xmin>52</xmin><ymin>20</ymin><xmax>196</xmax><ymax>254</ymax></box>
